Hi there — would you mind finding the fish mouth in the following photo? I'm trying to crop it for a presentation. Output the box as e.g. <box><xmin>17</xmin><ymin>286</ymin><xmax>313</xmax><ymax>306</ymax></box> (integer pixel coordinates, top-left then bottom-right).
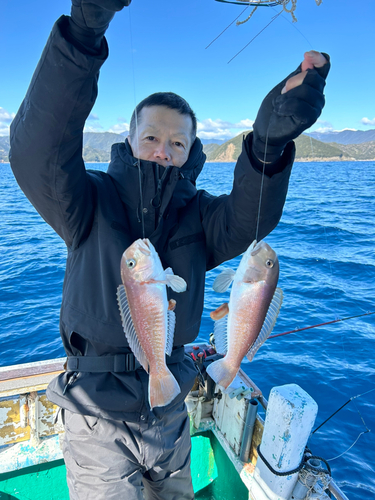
<box><xmin>250</xmin><ymin>240</ymin><xmax>264</xmax><ymax>257</ymax></box>
<box><xmin>138</xmin><ymin>238</ymin><xmax>151</xmax><ymax>256</ymax></box>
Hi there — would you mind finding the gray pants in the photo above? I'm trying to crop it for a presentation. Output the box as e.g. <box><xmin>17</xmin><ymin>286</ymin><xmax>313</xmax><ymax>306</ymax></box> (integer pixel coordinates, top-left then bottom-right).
<box><xmin>62</xmin><ymin>404</ymin><xmax>194</xmax><ymax>500</ymax></box>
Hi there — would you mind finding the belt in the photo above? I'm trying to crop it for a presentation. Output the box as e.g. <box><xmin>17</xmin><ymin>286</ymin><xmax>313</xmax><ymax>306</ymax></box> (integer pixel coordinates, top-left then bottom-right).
<box><xmin>66</xmin><ymin>346</ymin><xmax>185</xmax><ymax>373</ymax></box>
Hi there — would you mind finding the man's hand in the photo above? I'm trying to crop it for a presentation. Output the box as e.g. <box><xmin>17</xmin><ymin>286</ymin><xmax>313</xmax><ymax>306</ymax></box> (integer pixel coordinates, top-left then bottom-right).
<box><xmin>68</xmin><ymin>0</ymin><xmax>131</xmax><ymax>52</ymax></box>
<box><xmin>252</xmin><ymin>51</ymin><xmax>330</xmax><ymax>164</ymax></box>
<box><xmin>71</xmin><ymin>0</ymin><xmax>131</xmax><ymax>33</ymax></box>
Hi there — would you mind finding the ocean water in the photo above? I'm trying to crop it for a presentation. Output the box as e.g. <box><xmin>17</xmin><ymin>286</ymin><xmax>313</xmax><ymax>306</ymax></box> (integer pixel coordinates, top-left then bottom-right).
<box><xmin>1</xmin><ymin>160</ymin><xmax>375</xmax><ymax>499</ymax></box>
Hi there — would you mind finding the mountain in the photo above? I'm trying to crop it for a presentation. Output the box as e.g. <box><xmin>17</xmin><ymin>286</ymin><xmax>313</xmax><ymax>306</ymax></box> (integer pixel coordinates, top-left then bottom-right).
<box><xmin>83</xmin><ymin>132</ymin><xmax>124</xmax><ymax>150</ymax></box>
<box><xmin>293</xmin><ymin>135</ymin><xmax>352</xmax><ymax>161</ymax></box>
<box><xmin>83</xmin><ymin>146</ymin><xmax>111</xmax><ymax>163</ymax></box>
<box><xmin>202</xmin><ymin>143</ymin><xmax>220</xmax><ymax>157</ymax></box>
<box><xmin>205</xmin><ymin>132</ymin><xmax>248</xmax><ymax>162</ymax></box>
<box><xmin>205</xmin><ymin>132</ymin><xmax>358</xmax><ymax>162</ymax></box>
<box><xmin>334</xmin><ymin>140</ymin><xmax>375</xmax><ymax>160</ymax></box>
<box><xmin>200</xmin><ymin>138</ymin><xmax>225</xmax><ymax>145</ymax></box>
<box><xmin>1</xmin><ymin>130</ymin><xmax>374</xmax><ymax>164</ymax></box>
<box><xmin>307</xmin><ymin>129</ymin><xmax>375</xmax><ymax>145</ymax></box>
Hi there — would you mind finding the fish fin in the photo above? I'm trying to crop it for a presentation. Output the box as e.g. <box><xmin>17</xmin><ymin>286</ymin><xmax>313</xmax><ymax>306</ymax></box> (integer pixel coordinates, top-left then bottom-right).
<box><xmin>168</xmin><ymin>299</ymin><xmax>176</xmax><ymax>311</ymax></box>
<box><xmin>165</xmin><ymin>310</ymin><xmax>176</xmax><ymax>357</ymax></box>
<box><xmin>213</xmin><ymin>315</ymin><xmax>229</xmax><ymax>355</ymax></box>
<box><xmin>206</xmin><ymin>358</ymin><xmax>238</xmax><ymax>389</ymax></box>
<box><xmin>164</xmin><ymin>268</ymin><xmax>187</xmax><ymax>293</ymax></box>
<box><xmin>116</xmin><ymin>285</ymin><xmax>149</xmax><ymax>372</ymax></box>
<box><xmin>210</xmin><ymin>302</ymin><xmax>229</xmax><ymax>321</ymax></box>
<box><xmin>149</xmin><ymin>368</ymin><xmax>181</xmax><ymax>409</ymax></box>
<box><xmin>213</xmin><ymin>269</ymin><xmax>236</xmax><ymax>293</ymax></box>
<box><xmin>246</xmin><ymin>287</ymin><xmax>283</xmax><ymax>363</ymax></box>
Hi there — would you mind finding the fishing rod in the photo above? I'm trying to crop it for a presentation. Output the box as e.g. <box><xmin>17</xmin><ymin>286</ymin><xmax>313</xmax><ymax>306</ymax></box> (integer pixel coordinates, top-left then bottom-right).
<box><xmin>269</xmin><ymin>311</ymin><xmax>375</xmax><ymax>339</ymax></box>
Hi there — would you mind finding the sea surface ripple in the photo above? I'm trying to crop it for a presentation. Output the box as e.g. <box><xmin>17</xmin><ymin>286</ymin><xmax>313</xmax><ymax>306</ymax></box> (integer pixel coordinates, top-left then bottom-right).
<box><xmin>1</xmin><ymin>160</ymin><xmax>374</xmax><ymax>499</ymax></box>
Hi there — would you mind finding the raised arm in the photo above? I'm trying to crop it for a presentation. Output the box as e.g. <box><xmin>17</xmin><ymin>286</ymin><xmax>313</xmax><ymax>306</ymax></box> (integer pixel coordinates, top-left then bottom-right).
<box><xmin>9</xmin><ymin>1</ymin><xmax>130</xmax><ymax>249</ymax></box>
<box><xmin>202</xmin><ymin>51</ymin><xmax>330</xmax><ymax>269</ymax></box>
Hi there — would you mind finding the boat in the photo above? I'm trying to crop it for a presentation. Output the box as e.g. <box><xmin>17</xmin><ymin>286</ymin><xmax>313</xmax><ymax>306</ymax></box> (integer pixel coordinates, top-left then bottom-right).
<box><xmin>0</xmin><ymin>345</ymin><xmax>349</xmax><ymax>500</ymax></box>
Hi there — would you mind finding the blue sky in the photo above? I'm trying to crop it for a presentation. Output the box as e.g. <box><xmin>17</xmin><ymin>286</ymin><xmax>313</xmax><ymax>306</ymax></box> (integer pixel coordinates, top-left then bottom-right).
<box><xmin>1</xmin><ymin>0</ymin><xmax>374</xmax><ymax>140</ymax></box>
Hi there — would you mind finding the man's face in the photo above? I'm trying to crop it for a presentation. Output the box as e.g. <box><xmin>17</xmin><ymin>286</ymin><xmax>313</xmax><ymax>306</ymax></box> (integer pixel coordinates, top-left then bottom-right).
<box><xmin>128</xmin><ymin>106</ymin><xmax>193</xmax><ymax>168</ymax></box>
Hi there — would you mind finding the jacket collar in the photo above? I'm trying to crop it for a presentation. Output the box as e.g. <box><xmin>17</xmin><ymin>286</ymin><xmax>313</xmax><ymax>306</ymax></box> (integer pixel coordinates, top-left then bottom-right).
<box><xmin>106</xmin><ymin>137</ymin><xmax>206</xmax><ymax>212</ymax></box>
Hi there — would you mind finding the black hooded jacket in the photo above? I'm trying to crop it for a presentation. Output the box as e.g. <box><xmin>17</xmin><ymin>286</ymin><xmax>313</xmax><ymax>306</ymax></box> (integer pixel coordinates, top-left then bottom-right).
<box><xmin>10</xmin><ymin>16</ymin><xmax>295</xmax><ymax>422</ymax></box>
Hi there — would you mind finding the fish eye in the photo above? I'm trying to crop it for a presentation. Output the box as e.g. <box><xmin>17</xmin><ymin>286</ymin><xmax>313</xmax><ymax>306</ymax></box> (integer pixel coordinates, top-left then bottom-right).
<box><xmin>126</xmin><ymin>259</ymin><xmax>137</xmax><ymax>269</ymax></box>
<box><xmin>266</xmin><ymin>259</ymin><xmax>274</xmax><ymax>268</ymax></box>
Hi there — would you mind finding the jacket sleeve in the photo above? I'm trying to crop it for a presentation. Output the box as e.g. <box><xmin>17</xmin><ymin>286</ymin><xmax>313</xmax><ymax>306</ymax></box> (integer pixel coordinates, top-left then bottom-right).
<box><xmin>201</xmin><ymin>133</ymin><xmax>295</xmax><ymax>270</ymax></box>
<box><xmin>9</xmin><ymin>16</ymin><xmax>108</xmax><ymax>249</ymax></box>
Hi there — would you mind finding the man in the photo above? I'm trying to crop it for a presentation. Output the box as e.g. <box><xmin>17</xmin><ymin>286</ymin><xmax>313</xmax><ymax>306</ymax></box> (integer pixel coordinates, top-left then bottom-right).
<box><xmin>9</xmin><ymin>1</ymin><xmax>330</xmax><ymax>498</ymax></box>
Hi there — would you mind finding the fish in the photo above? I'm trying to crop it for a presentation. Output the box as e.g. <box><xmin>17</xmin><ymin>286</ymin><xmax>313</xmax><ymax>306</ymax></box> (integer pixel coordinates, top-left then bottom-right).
<box><xmin>116</xmin><ymin>238</ymin><xmax>187</xmax><ymax>409</ymax></box>
<box><xmin>206</xmin><ymin>240</ymin><xmax>283</xmax><ymax>389</ymax></box>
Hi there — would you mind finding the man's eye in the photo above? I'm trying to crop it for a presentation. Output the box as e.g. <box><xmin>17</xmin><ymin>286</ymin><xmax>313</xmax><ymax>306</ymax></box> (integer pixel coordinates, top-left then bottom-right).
<box><xmin>146</xmin><ymin>136</ymin><xmax>155</xmax><ymax>141</ymax></box>
<box><xmin>174</xmin><ymin>142</ymin><xmax>184</xmax><ymax>148</ymax></box>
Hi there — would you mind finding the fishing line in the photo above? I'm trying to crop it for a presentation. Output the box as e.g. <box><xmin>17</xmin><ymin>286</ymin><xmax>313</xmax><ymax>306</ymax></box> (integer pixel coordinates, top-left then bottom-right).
<box><xmin>268</xmin><ymin>311</ymin><xmax>375</xmax><ymax>339</ymax></box>
<box><xmin>270</xmin><ymin>6</ymin><xmax>314</xmax><ymax>49</ymax></box>
<box><xmin>205</xmin><ymin>4</ymin><xmax>250</xmax><ymax>49</ymax></box>
<box><xmin>255</xmin><ymin>123</ymin><xmax>270</xmax><ymax>243</ymax></box>
<box><xmin>127</xmin><ymin>6</ymin><xmax>145</xmax><ymax>239</ymax></box>
<box><xmin>227</xmin><ymin>9</ymin><xmax>283</xmax><ymax>64</ymax></box>
<box><xmin>312</xmin><ymin>386</ymin><xmax>375</xmax><ymax>435</ymax></box>
<box><xmin>326</xmin><ymin>429</ymin><xmax>370</xmax><ymax>462</ymax></box>
<box><xmin>311</xmin><ymin>387</ymin><xmax>374</xmax><ymax>462</ymax></box>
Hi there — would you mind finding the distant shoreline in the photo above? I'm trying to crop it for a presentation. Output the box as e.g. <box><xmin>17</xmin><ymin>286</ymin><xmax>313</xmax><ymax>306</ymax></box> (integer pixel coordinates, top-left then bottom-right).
<box><xmin>2</xmin><ymin>159</ymin><xmax>374</xmax><ymax>166</ymax></box>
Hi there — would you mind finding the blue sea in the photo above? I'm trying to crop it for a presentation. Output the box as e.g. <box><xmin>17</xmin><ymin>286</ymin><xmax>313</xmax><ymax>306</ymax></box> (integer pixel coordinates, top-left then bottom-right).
<box><xmin>1</xmin><ymin>160</ymin><xmax>375</xmax><ymax>499</ymax></box>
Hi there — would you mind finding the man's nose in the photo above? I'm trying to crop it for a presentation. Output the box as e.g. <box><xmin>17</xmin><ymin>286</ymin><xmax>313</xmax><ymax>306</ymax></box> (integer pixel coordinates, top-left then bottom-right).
<box><xmin>154</xmin><ymin>143</ymin><xmax>171</xmax><ymax>161</ymax></box>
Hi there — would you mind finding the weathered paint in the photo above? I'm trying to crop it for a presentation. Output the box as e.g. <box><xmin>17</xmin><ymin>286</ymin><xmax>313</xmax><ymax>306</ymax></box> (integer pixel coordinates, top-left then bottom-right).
<box><xmin>250</xmin><ymin>384</ymin><xmax>318</xmax><ymax>500</ymax></box>
<box><xmin>0</xmin><ymin>398</ymin><xmax>30</xmax><ymax>446</ymax></box>
<box><xmin>194</xmin><ymin>431</ymin><xmax>249</xmax><ymax>500</ymax></box>
<box><xmin>0</xmin><ymin>357</ymin><xmax>350</xmax><ymax>500</ymax></box>
<box><xmin>0</xmin><ymin>392</ymin><xmax>61</xmax><ymax>454</ymax></box>
<box><xmin>0</xmin><ymin>460</ymin><xmax>69</xmax><ymax>500</ymax></box>
<box><xmin>191</xmin><ymin>434</ymin><xmax>218</xmax><ymax>492</ymax></box>
<box><xmin>0</xmin><ymin>431</ymin><xmax>246</xmax><ymax>500</ymax></box>
<box><xmin>212</xmin><ymin>375</ymin><xmax>252</xmax><ymax>456</ymax></box>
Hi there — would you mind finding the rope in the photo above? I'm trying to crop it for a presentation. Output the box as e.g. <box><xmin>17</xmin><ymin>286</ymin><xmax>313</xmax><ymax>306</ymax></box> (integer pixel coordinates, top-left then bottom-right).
<box><xmin>257</xmin><ymin>445</ymin><xmax>304</xmax><ymax>476</ymax></box>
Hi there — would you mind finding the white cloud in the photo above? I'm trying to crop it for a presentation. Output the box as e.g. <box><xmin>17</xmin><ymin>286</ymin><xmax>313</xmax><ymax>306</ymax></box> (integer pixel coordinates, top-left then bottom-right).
<box><xmin>0</xmin><ymin>124</ymin><xmax>10</xmax><ymax>136</ymax></box>
<box><xmin>308</xmin><ymin>120</ymin><xmax>334</xmax><ymax>133</ymax></box>
<box><xmin>87</xmin><ymin>113</ymin><xmax>100</xmax><ymax>121</ymax></box>
<box><xmin>361</xmin><ymin>117</ymin><xmax>375</xmax><ymax>126</ymax></box>
<box><xmin>197</xmin><ymin>118</ymin><xmax>254</xmax><ymax>141</ymax></box>
<box><xmin>0</xmin><ymin>107</ymin><xmax>16</xmax><ymax>136</ymax></box>
<box><xmin>108</xmin><ymin>122</ymin><xmax>130</xmax><ymax>135</ymax></box>
<box><xmin>83</xmin><ymin>123</ymin><xmax>104</xmax><ymax>133</ymax></box>
<box><xmin>83</xmin><ymin>112</ymin><xmax>104</xmax><ymax>133</ymax></box>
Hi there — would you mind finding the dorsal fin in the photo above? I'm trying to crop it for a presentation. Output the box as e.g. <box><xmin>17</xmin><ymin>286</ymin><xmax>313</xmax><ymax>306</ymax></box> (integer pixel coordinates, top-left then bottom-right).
<box><xmin>213</xmin><ymin>315</ymin><xmax>229</xmax><ymax>355</ymax></box>
<box><xmin>166</xmin><ymin>309</ymin><xmax>176</xmax><ymax>356</ymax></box>
<box><xmin>117</xmin><ymin>285</ymin><xmax>149</xmax><ymax>371</ymax></box>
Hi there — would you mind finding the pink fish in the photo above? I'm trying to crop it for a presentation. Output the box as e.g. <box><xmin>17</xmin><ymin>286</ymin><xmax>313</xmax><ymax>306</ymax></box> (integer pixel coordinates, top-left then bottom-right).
<box><xmin>117</xmin><ymin>238</ymin><xmax>186</xmax><ymax>409</ymax></box>
<box><xmin>207</xmin><ymin>240</ymin><xmax>283</xmax><ymax>389</ymax></box>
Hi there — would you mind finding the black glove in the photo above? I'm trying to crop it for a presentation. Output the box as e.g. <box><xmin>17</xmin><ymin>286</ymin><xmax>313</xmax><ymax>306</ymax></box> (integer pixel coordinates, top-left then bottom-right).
<box><xmin>252</xmin><ymin>53</ymin><xmax>330</xmax><ymax>164</ymax></box>
<box><xmin>68</xmin><ymin>0</ymin><xmax>132</xmax><ymax>52</ymax></box>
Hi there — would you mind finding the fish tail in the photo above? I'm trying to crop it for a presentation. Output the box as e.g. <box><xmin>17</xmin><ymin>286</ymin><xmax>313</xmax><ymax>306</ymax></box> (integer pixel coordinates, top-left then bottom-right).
<box><xmin>149</xmin><ymin>368</ymin><xmax>181</xmax><ymax>409</ymax></box>
<box><xmin>206</xmin><ymin>358</ymin><xmax>238</xmax><ymax>389</ymax></box>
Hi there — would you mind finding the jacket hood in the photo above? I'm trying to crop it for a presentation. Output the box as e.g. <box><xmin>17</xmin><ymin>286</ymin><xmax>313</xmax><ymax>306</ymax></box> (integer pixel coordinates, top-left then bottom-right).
<box><xmin>107</xmin><ymin>137</ymin><xmax>206</xmax><ymax>187</ymax></box>
<box><xmin>105</xmin><ymin>137</ymin><xmax>207</xmax><ymax>243</ymax></box>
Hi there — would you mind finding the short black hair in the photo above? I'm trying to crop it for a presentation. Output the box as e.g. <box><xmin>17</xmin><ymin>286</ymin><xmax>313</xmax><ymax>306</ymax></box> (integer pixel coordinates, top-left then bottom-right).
<box><xmin>129</xmin><ymin>92</ymin><xmax>197</xmax><ymax>141</ymax></box>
